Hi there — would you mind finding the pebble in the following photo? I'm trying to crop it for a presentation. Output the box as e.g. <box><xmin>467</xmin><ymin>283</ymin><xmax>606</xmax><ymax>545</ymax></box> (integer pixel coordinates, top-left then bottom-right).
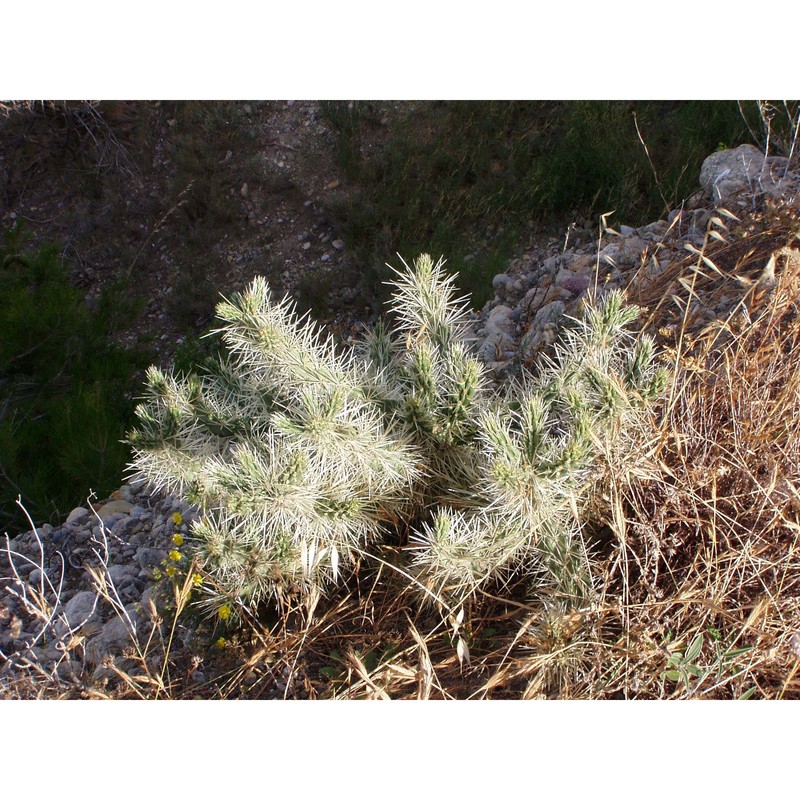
<box><xmin>98</xmin><ymin>500</ymin><xmax>134</xmax><ymax>521</ymax></box>
<box><xmin>66</xmin><ymin>507</ymin><xmax>89</xmax><ymax>524</ymax></box>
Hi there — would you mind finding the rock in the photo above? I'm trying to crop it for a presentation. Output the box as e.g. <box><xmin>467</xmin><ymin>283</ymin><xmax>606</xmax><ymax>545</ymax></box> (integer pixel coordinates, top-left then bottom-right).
<box><xmin>137</xmin><ymin>547</ymin><xmax>167</xmax><ymax>573</ymax></box>
<box><xmin>85</xmin><ymin>604</ymin><xmax>151</xmax><ymax>665</ymax></box>
<box><xmin>478</xmin><ymin>304</ymin><xmax>516</xmax><ymax>361</ymax></box>
<box><xmin>567</xmin><ymin>253</ymin><xmax>596</xmax><ymax>274</ymax></box>
<box><xmin>519</xmin><ymin>300</ymin><xmax>566</xmax><ymax>362</ymax></box>
<box><xmin>555</xmin><ymin>268</ymin><xmax>591</xmax><ymax>296</ymax></box>
<box><xmin>66</xmin><ymin>507</ymin><xmax>89</xmax><ymax>525</ymax></box>
<box><xmin>487</xmin><ymin>304</ymin><xmax>514</xmax><ymax>328</ymax></box>
<box><xmin>58</xmin><ymin>591</ymin><xmax>101</xmax><ymax>634</ymax></box>
<box><xmin>97</xmin><ymin>500</ymin><xmax>134</xmax><ymax>521</ymax></box>
<box><xmin>112</xmin><ymin>515</ymin><xmax>141</xmax><ymax>538</ymax></box>
<box><xmin>531</xmin><ymin>300</ymin><xmax>565</xmax><ymax>330</ymax></box>
<box><xmin>620</xmin><ymin>236</ymin><xmax>646</xmax><ymax>266</ymax></box>
<box><xmin>697</xmin><ymin>144</ymin><xmax>799</xmax><ymax>204</ymax></box>
<box><xmin>689</xmin><ymin>209</ymin><xmax>711</xmax><ymax>234</ymax></box>
<box><xmin>75</xmin><ymin>528</ymin><xmax>93</xmax><ymax>544</ymax></box>
<box><xmin>667</xmin><ymin>208</ymin><xmax>685</xmax><ymax>225</ymax></box>
<box><xmin>492</xmin><ymin>273</ymin><xmax>512</xmax><ymax>297</ymax></box>
<box><xmin>599</xmin><ymin>242</ymin><xmax>621</xmax><ymax>267</ymax></box>
<box><xmin>638</xmin><ymin>220</ymin><xmax>670</xmax><ymax>239</ymax></box>
<box><xmin>107</xmin><ymin>565</ymin><xmax>136</xmax><ymax>587</ymax></box>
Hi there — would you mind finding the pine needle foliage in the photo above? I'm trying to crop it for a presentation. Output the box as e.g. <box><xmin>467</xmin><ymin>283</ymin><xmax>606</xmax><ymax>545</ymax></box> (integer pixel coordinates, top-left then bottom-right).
<box><xmin>0</xmin><ymin>226</ymin><xmax>149</xmax><ymax>532</ymax></box>
<box><xmin>128</xmin><ymin>254</ymin><xmax>666</xmax><ymax>619</ymax></box>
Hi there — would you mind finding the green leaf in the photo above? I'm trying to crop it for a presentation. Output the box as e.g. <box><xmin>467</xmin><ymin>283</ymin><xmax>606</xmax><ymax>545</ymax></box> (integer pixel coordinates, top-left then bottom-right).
<box><xmin>722</xmin><ymin>646</ymin><xmax>753</xmax><ymax>660</ymax></box>
<box><xmin>663</xmin><ymin>670</ymin><xmax>682</xmax><ymax>682</ymax></box>
<box><xmin>380</xmin><ymin>642</ymin><xmax>402</xmax><ymax>662</ymax></box>
<box><xmin>685</xmin><ymin>633</ymin><xmax>704</xmax><ymax>663</ymax></box>
<box><xmin>319</xmin><ymin>666</ymin><xmax>345</xmax><ymax>681</ymax></box>
<box><xmin>362</xmin><ymin>649</ymin><xmax>379</xmax><ymax>673</ymax></box>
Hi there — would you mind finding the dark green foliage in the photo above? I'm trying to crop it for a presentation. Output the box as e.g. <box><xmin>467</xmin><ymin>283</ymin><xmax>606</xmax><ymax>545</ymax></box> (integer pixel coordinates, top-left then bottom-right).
<box><xmin>321</xmin><ymin>100</ymin><xmax>750</xmax><ymax>307</ymax></box>
<box><xmin>0</xmin><ymin>227</ymin><xmax>151</xmax><ymax>532</ymax></box>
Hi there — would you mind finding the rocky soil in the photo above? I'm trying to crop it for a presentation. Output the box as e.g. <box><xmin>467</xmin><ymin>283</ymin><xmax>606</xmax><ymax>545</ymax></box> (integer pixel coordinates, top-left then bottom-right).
<box><xmin>0</xmin><ymin>101</ymin><xmax>383</xmax><ymax>367</ymax></box>
<box><xmin>469</xmin><ymin>143</ymin><xmax>800</xmax><ymax>383</ymax></box>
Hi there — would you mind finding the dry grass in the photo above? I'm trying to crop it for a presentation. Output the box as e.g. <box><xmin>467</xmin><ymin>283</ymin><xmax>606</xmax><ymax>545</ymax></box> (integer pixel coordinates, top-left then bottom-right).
<box><xmin>3</xmin><ymin>199</ymin><xmax>800</xmax><ymax>700</ymax></box>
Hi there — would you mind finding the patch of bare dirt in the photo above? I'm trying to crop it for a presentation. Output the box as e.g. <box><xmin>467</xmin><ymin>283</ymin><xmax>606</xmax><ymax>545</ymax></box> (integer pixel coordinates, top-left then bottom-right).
<box><xmin>0</xmin><ymin>100</ymin><xmax>378</xmax><ymax>368</ymax></box>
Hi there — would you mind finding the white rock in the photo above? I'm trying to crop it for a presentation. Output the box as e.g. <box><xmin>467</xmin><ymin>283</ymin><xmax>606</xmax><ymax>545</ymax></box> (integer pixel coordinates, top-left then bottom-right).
<box><xmin>492</xmin><ymin>273</ymin><xmax>512</xmax><ymax>296</ymax></box>
<box><xmin>98</xmin><ymin>500</ymin><xmax>134</xmax><ymax>521</ymax></box>
<box><xmin>57</xmin><ymin>591</ymin><xmax>101</xmax><ymax>636</ymax></box>
<box><xmin>118</xmin><ymin>485</ymin><xmax>134</xmax><ymax>503</ymax></box>
<box><xmin>531</xmin><ymin>300</ymin><xmax>565</xmax><ymax>330</ymax></box>
<box><xmin>698</xmin><ymin>144</ymin><xmax>796</xmax><ymax>203</ymax></box>
<box><xmin>66</xmin><ymin>507</ymin><xmax>89</xmax><ymax>525</ymax></box>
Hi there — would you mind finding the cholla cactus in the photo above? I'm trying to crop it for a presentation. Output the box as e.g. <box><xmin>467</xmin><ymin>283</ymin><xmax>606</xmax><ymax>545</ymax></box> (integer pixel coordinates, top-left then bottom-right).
<box><xmin>128</xmin><ymin>277</ymin><xmax>422</xmax><ymax>611</ymax></box>
<box><xmin>406</xmin><ymin>282</ymin><xmax>667</xmax><ymax>611</ymax></box>
<box><xmin>128</xmin><ymin>254</ymin><xmax>666</xmax><ymax>619</ymax></box>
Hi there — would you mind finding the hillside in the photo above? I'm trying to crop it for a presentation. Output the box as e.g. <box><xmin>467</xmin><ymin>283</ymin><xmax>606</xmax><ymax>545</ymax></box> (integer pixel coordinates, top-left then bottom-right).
<box><xmin>2</xmin><ymin>101</ymin><xmax>800</xmax><ymax>699</ymax></box>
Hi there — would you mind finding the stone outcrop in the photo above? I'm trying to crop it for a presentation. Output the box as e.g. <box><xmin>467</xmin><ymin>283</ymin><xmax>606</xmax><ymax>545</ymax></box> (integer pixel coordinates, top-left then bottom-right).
<box><xmin>469</xmin><ymin>145</ymin><xmax>800</xmax><ymax>378</ymax></box>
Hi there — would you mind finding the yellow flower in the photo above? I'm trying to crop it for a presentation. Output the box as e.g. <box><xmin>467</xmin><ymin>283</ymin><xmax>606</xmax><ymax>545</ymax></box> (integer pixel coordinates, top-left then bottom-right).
<box><xmin>172</xmin><ymin>533</ymin><xmax>184</xmax><ymax>547</ymax></box>
<box><xmin>215</xmin><ymin>637</ymin><xmax>226</xmax><ymax>648</ymax></box>
<box><xmin>168</xmin><ymin>549</ymin><xmax>182</xmax><ymax>562</ymax></box>
<box><xmin>172</xmin><ymin>511</ymin><xmax>183</xmax><ymax>526</ymax></box>
<box><xmin>192</xmin><ymin>573</ymin><xmax>203</xmax><ymax>587</ymax></box>
<box><xmin>218</xmin><ymin>604</ymin><xmax>232</xmax><ymax>621</ymax></box>
<box><xmin>166</xmin><ymin>565</ymin><xmax>177</xmax><ymax>577</ymax></box>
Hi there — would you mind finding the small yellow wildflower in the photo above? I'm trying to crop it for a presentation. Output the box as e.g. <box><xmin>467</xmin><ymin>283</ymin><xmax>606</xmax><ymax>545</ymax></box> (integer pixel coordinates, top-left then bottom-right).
<box><xmin>192</xmin><ymin>573</ymin><xmax>203</xmax><ymax>587</ymax></box>
<box><xmin>166</xmin><ymin>565</ymin><xmax>177</xmax><ymax>577</ymax></box>
<box><xmin>218</xmin><ymin>604</ymin><xmax>232</xmax><ymax>621</ymax></box>
<box><xmin>172</xmin><ymin>533</ymin><xmax>184</xmax><ymax>547</ymax></box>
<box><xmin>168</xmin><ymin>549</ymin><xmax>182</xmax><ymax>562</ymax></box>
<box><xmin>215</xmin><ymin>637</ymin><xmax>226</xmax><ymax>648</ymax></box>
<box><xmin>172</xmin><ymin>511</ymin><xmax>183</xmax><ymax>526</ymax></box>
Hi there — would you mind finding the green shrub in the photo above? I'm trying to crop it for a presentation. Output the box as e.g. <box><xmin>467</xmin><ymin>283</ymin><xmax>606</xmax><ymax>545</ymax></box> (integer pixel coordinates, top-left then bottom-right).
<box><xmin>0</xmin><ymin>227</ymin><xmax>150</xmax><ymax>532</ymax></box>
<box><xmin>128</xmin><ymin>255</ymin><xmax>666</xmax><ymax>620</ymax></box>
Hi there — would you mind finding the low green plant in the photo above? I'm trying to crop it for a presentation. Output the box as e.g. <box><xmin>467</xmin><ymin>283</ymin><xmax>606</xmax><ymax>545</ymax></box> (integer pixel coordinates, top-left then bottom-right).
<box><xmin>128</xmin><ymin>254</ymin><xmax>666</xmax><ymax>622</ymax></box>
<box><xmin>660</xmin><ymin>629</ymin><xmax>755</xmax><ymax>696</ymax></box>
